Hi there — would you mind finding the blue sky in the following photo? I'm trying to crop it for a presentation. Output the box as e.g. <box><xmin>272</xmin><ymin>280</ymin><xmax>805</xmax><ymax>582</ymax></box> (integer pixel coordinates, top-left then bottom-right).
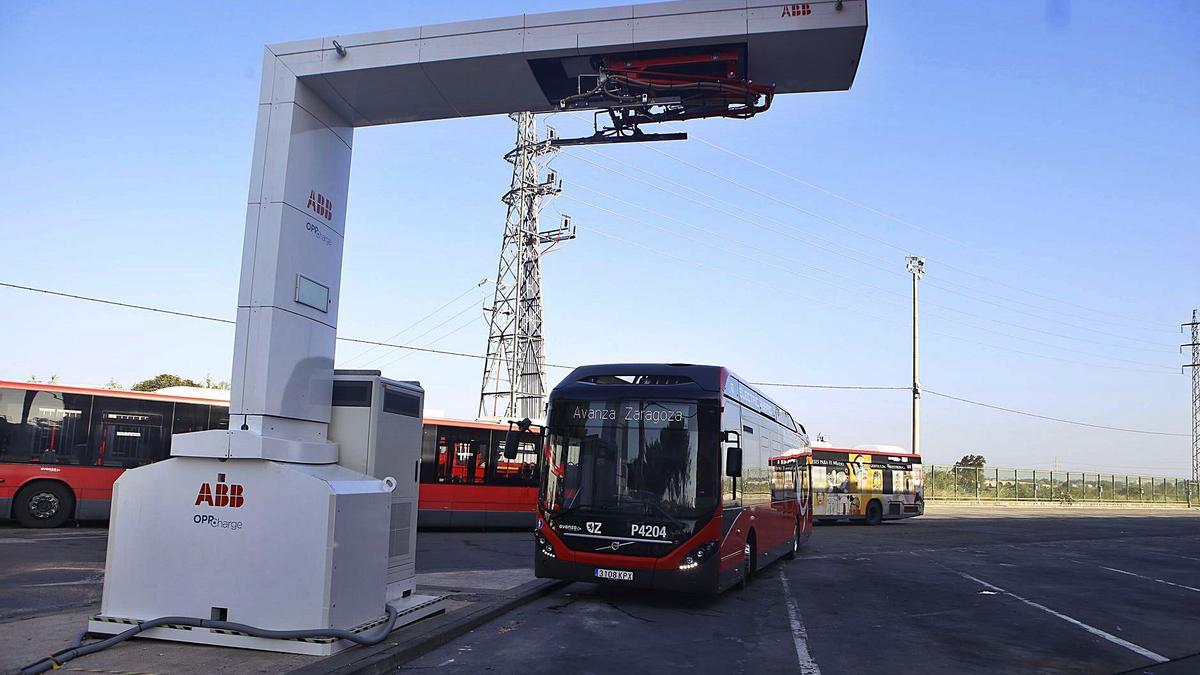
<box><xmin>1</xmin><ymin>0</ymin><xmax>1196</xmax><ymax>475</ymax></box>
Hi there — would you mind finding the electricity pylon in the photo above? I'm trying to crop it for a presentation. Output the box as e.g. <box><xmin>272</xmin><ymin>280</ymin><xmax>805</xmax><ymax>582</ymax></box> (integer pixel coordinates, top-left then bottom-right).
<box><xmin>478</xmin><ymin>112</ymin><xmax>575</xmax><ymax>421</ymax></box>
<box><xmin>1184</xmin><ymin>309</ymin><xmax>1200</xmax><ymax>486</ymax></box>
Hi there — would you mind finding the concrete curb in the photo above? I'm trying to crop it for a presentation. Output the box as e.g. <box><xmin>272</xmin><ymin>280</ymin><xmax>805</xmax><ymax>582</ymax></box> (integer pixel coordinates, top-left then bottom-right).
<box><xmin>289</xmin><ymin>578</ymin><xmax>569</xmax><ymax>675</ymax></box>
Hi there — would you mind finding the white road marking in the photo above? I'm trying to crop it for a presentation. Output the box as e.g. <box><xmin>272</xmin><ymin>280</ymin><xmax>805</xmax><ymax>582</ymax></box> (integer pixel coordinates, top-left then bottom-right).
<box><xmin>1148</xmin><ymin>551</ymin><xmax>1200</xmax><ymax>563</ymax></box>
<box><xmin>1099</xmin><ymin>566</ymin><xmax>1200</xmax><ymax>594</ymax></box>
<box><xmin>948</xmin><ymin>568</ymin><xmax>1167</xmax><ymax>663</ymax></box>
<box><xmin>778</xmin><ymin>569</ymin><xmax>821</xmax><ymax>675</ymax></box>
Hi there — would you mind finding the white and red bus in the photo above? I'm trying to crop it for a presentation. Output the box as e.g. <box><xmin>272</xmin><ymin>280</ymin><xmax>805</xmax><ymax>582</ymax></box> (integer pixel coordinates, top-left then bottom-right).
<box><xmin>1</xmin><ymin>380</ymin><xmax>540</xmax><ymax>528</ymax></box>
<box><xmin>531</xmin><ymin>364</ymin><xmax>812</xmax><ymax>594</ymax></box>
<box><xmin>0</xmin><ymin>380</ymin><xmax>231</xmax><ymax>527</ymax></box>
<box><xmin>810</xmin><ymin>444</ymin><xmax>924</xmax><ymax>524</ymax></box>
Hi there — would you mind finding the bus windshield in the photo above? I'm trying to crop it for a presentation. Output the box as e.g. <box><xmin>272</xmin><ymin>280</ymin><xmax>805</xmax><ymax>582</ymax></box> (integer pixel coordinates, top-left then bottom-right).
<box><xmin>543</xmin><ymin>399</ymin><xmax>717</xmax><ymax>519</ymax></box>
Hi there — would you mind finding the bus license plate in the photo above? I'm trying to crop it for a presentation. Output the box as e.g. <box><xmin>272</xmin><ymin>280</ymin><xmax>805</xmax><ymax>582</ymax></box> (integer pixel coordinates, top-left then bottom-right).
<box><xmin>594</xmin><ymin>568</ymin><xmax>633</xmax><ymax>581</ymax></box>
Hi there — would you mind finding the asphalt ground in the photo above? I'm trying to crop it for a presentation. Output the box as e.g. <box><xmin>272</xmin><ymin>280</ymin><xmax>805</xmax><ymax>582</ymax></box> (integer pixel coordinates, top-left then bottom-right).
<box><xmin>3</xmin><ymin>509</ymin><xmax>1200</xmax><ymax>674</ymax></box>
<box><xmin>0</xmin><ymin>525</ymin><xmax>531</xmax><ymax>623</ymax></box>
<box><xmin>0</xmin><ymin>525</ymin><xmax>535</xmax><ymax>673</ymax></box>
<box><xmin>403</xmin><ymin>507</ymin><xmax>1200</xmax><ymax>675</ymax></box>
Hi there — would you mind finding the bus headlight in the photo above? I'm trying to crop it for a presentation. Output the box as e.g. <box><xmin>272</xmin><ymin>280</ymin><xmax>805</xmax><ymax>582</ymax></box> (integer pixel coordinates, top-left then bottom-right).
<box><xmin>536</xmin><ymin>534</ymin><xmax>556</xmax><ymax>558</ymax></box>
<box><xmin>678</xmin><ymin>541</ymin><xmax>718</xmax><ymax>570</ymax></box>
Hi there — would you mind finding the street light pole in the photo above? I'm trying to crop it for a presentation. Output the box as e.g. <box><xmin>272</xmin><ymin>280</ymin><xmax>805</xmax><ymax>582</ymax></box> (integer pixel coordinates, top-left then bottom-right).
<box><xmin>906</xmin><ymin>256</ymin><xmax>926</xmax><ymax>455</ymax></box>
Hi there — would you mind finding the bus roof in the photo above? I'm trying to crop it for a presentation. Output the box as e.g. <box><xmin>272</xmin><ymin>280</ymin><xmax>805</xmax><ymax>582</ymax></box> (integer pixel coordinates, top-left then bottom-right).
<box><xmin>814</xmin><ymin>446</ymin><xmax>922</xmax><ymax>460</ymax></box>
<box><xmin>0</xmin><ymin>380</ymin><xmax>233</xmax><ymax>406</ymax></box>
<box><xmin>555</xmin><ymin>363</ymin><xmax>725</xmax><ymax>392</ymax></box>
<box><xmin>424</xmin><ymin>416</ymin><xmax>520</xmax><ymax>431</ymax></box>
<box><xmin>768</xmin><ymin>449</ymin><xmax>813</xmax><ymax>462</ymax></box>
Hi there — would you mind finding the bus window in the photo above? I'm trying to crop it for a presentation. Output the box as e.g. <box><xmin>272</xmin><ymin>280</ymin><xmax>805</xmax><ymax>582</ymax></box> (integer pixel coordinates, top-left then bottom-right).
<box><xmin>90</xmin><ymin>397</ymin><xmax>171</xmax><ymax>468</ymax></box>
<box><xmin>0</xmin><ymin>389</ymin><xmax>91</xmax><ymax>465</ymax></box>
<box><xmin>492</xmin><ymin>431</ymin><xmax>538</xmax><ymax>487</ymax></box>
<box><xmin>207</xmin><ymin>405</ymin><xmax>230</xmax><ymax>431</ymax></box>
<box><xmin>435</xmin><ymin>428</ymin><xmax>488</xmax><ymax>484</ymax></box>
<box><xmin>770</xmin><ymin>461</ymin><xmax>796</xmax><ymax>501</ymax></box>
<box><xmin>419</xmin><ymin>424</ymin><xmax>439</xmax><ymax>483</ymax></box>
<box><xmin>172</xmin><ymin>403</ymin><xmax>210</xmax><ymax>434</ymax></box>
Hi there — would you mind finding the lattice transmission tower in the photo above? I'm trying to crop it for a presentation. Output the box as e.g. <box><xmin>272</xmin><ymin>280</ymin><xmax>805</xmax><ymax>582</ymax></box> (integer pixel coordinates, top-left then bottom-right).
<box><xmin>479</xmin><ymin>112</ymin><xmax>575</xmax><ymax>421</ymax></box>
<box><xmin>1185</xmin><ymin>309</ymin><xmax>1200</xmax><ymax>485</ymax></box>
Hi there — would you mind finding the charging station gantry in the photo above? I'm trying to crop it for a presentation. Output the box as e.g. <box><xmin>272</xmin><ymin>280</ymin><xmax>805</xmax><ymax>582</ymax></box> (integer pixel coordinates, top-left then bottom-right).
<box><xmin>90</xmin><ymin>0</ymin><xmax>867</xmax><ymax>655</ymax></box>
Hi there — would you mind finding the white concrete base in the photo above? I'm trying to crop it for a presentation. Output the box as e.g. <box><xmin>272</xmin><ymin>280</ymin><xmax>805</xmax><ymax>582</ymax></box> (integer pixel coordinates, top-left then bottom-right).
<box><xmin>87</xmin><ymin>595</ymin><xmax>446</xmax><ymax>656</ymax></box>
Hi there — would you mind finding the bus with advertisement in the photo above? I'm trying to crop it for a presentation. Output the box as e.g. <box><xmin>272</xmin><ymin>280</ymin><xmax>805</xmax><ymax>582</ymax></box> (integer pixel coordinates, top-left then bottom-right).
<box><xmin>1</xmin><ymin>379</ymin><xmax>541</xmax><ymax>528</ymax></box>
<box><xmin>810</xmin><ymin>443</ymin><xmax>924</xmax><ymax>525</ymax></box>
<box><xmin>529</xmin><ymin>363</ymin><xmax>812</xmax><ymax>594</ymax></box>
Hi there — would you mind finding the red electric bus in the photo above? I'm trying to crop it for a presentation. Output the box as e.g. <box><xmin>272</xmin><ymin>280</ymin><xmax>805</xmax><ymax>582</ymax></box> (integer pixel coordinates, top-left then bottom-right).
<box><xmin>0</xmin><ymin>380</ymin><xmax>231</xmax><ymax>527</ymax></box>
<box><xmin>418</xmin><ymin>417</ymin><xmax>540</xmax><ymax>528</ymax></box>
<box><xmin>531</xmin><ymin>364</ymin><xmax>812</xmax><ymax>594</ymax></box>
<box><xmin>1</xmin><ymin>380</ymin><xmax>540</xmax><ymax>528</ymax></box>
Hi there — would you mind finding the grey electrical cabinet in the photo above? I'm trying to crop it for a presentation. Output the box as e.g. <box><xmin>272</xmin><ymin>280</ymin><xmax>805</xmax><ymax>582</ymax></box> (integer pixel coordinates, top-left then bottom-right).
<box><xmin>329</xmin><ymin>370</ymin><xmax>424</xmax><ymax>601</ymax></box>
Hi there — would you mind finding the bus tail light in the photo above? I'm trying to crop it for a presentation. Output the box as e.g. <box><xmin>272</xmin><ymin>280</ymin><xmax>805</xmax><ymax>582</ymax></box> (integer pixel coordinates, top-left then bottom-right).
<box><xmin>679</xmin><ymin>541</ymin><xmax>718</xmax><ymax>570</ymax></box>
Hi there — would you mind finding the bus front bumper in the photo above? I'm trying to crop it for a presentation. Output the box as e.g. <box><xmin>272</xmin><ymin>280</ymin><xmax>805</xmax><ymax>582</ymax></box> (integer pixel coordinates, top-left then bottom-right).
<box><xmin>535</xmin><ymin>550</ymin><xmax>721</xmax><ymax>594</ymax></box>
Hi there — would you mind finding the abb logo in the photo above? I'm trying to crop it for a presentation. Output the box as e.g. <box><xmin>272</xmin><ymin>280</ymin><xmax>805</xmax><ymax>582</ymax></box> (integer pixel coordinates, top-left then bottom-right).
<box><xmin>307</xmin><ymin>190</ymin><xmax>333</xmax><ymax>220</ymax></box>
<box><xmin>195</xmin><ymin>482</ymin><xmax>245</xmax><ymax>508</ymax></box>
<box><xmin>781</xmin><ymin>3</ymin><xmax>812</xmax><ymax>17</ymax></box>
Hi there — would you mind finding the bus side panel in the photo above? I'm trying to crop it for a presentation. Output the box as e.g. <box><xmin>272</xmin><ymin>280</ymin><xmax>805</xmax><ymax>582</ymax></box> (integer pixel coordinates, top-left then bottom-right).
<box><xmin>747</xmin><ymin>501</ymin><xmax>797</xmax><ymax>565</ymax></box>
<box><xmin>417</xmin><ymin>483</ymin><xmax>536</xmax><ymax>528</ymax></box>
<box><xmin>717</xmin><ymin>507</ymin><xmax>749</xmax><ymax>589</ymax></box>
<box><xmin>75</xmin><ymin>467</ymin><xmax>123</xmax><ymax>519</ymax></box>
<box><xmin>0</xmin><ymin>465</ymin><xmax>122</xmax><ymax>520</ymax></box>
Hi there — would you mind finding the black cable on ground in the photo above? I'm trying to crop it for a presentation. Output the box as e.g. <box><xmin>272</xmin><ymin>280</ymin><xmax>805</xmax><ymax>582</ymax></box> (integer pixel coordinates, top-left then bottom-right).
<box><xmin>19</xmin><ymin>604</ymin><xmax>401</xmax><ymax>675</ymax></box>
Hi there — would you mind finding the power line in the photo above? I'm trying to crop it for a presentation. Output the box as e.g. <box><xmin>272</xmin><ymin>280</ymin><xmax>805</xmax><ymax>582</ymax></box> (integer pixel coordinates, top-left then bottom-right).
<box><xmin>341</xmin><ymin>278</ymin><xmax>489</xmax><ymax>367</ymax></box>
<box><xmin>923</xmin><ymin>389</ymin><xmax>1190</xmax><ymax>438</ymax></box>
<box><xmin>371</xmin><ymin>305</ymin><xmax>484</xmax><ymax>371</ymax></box>
<box><xmin>0</xmin><ymin>281</ymin><xmax>502</xmax><ymax>363</ymax></box>
<box><xmin>360</xmin><ymin>300</ymin><xmax>483</xmax><ymax>369</ymax></box>
<box><xmin>2</xmin><ymin>279</ymin><xmax>1190</xmax><ymax>437</ymax></box>
<box><xmin>0</xmin><ymin>281</ymin><xmax>237</xmax><ymax>325</ymax></box>
<box><xmin>752</xmin><ymin>382</ymin><xmax>907</xmax><ymax>391</ymax></box>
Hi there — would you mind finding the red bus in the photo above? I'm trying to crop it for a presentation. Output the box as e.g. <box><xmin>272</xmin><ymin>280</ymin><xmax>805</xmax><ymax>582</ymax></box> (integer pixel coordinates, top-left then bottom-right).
<box><xmin>0</xmin><ymin>380</ymin><xmax>540</xmax><ymax>528</ymax></box>
<box><xmin>0</xmin><ymin>380</ymin><xmax>230</xmax><ymax>527</ymax></box>
<box><xmin>531</xmin><ymin>364</ymin><xmax>812</xmax><ymax>594</ymax></box>
<box><xmin>418</xmin><ymin>417</ymin><xmax>539</xmax><ymax>528</ymax></box>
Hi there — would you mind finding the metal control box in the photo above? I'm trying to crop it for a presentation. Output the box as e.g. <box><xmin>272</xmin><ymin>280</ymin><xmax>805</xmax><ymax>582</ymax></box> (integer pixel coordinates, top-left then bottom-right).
<box><xmin>328</xmin><ymin>370</ymin><xmax>423</xmax><ymax>602</ymax></box>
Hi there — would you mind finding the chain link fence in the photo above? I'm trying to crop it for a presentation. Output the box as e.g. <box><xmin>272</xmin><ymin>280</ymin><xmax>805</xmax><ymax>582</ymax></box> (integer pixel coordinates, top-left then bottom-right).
<box><xmin>925</xmin><ymin>465</ymin><xmax>1198</xmax><ymax>505</ymax></box>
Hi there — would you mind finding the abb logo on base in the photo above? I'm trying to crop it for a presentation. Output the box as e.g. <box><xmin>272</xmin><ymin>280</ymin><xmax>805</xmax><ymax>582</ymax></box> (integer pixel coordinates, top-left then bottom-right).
<box><xmin>195</xmin><ymin>481</ymin><xmax>245</xmax><ymax>508</ymax></box>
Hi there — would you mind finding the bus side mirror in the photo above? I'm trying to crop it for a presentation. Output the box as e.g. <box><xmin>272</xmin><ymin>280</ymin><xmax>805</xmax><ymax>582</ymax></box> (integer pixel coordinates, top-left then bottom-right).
<box><xmin>503</xmin><ymin>418</ymin><xmax>533</xmax><ymax>460</ymax></box>
<box><xmin>725</xmin><ymin>447</ymin><xmax>743</xmax><ymax>478</ymax></box>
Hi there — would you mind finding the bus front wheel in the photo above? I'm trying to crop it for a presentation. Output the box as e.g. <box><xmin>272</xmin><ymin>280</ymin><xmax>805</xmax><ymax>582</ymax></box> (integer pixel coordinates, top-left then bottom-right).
<box><xmin>743</xmin><ymin>532</ymin><xmax>757</xmax><ymax>585</ymax></box>
<box><xmin>14</xmin><ymin>481</ymin><xmax>74</xmax><ymax>528</ymax></box>
<box><xmin>783</xmin><ymin>520</ymin><xmax>799</xmax><ymax>560</ymax></box>
<box><xmin>864</xmin><ymin>500</ymin><xmax>883</xmax><ymax>526</ymax></box>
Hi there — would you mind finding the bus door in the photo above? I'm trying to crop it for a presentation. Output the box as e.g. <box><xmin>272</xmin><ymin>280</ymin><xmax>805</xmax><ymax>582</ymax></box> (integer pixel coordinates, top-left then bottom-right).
<box><xmin>96</xmin><ymin>412</ymin><xmax>165</xmax><ymax>468</ymax></box>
